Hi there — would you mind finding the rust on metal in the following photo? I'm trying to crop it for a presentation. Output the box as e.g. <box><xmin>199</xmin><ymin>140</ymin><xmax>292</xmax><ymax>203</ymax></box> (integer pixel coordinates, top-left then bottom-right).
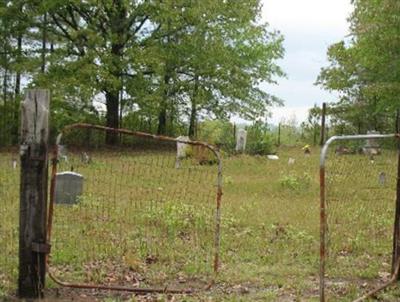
<box><xmin>352</xmin><ymin>258</ymin><xmax>400</xmax><ymax>302</ymax></box>
<box><xmin>46</xmin><ymin>123</ymin><xmax>223</xmax><ymax>295</ymax></box>
<box><xmin>47</xmin><ymin>269</ymin><xmax>193</xmax><ymax>295</ymax></box>
<box><xmin>213</xmin><ymin>184</ymin><xmax>223</xmax><ymax>274</ymax></box>
<box><xmin>57</xmin><ymin>123</ymin><xmax>220</xmax><ymax>153</ymax></box>
<box><xmin>32</xmin><ymin>242</ymin><xmax>51</xmax><ymax>254</ymax></box>
<box><xmin>319</xmin><ymin>166</ymin><xmax>326</xmax><ymax>302</ymax></box>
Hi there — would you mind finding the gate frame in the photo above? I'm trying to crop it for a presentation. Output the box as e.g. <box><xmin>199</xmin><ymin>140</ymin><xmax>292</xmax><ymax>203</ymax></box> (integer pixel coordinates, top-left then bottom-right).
<box><xmin>319</xmin><ymin>133</ymin><xmax>400</xmax><ymax>302</ymax></box>
<box><xmin>46</xmin><ymin>123</ymin><xmax>223</xmax><ymax>294</ymax></box>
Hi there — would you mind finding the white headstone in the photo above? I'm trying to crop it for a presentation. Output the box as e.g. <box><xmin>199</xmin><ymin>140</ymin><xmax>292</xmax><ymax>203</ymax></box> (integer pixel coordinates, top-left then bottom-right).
<box><xmin>364</xmin><ymin>131</ymin><xmax>381</xmax><ymax>156</ymax></box>
<box><xmin>176</xmin><ymin>136</ymin><xmax>191</xmax><ymax>158</ymax></box>
<box><xmin>12</xmin><ymin>158</ymin><xmax>17</xmax><ymax>169</ymax></box>
<box><xmin>176</xmin><ymin>136</ymin><xmax>191</xmax><ymax>168</ymax></box>
<box><xmin>58</xmin><ymin>145</ymin><xmax>69</xmax><ymax>162</ymax></box>
<box><xmin>235</xmin><ymin>129</ymin><xmax>247</xmax><ymax>152</ymax></box>
<box><xmin>81</xmin><ymin>152</ymin><xmax>91</xmax><ymax>164</ymax></box>
<box><xmin>55</xmin><ymin>172</ymin><xmax>84</xmax><ymax>204</ymax></box>
<box><xmin>366</xmin><ymin>130</ymin><xmax>380</xmax><ymax>147</ymax></box>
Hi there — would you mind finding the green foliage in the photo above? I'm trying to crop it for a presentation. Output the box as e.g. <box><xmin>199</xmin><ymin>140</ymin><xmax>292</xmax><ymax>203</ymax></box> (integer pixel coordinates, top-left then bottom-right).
<box><xmin>300</xmin><ymin>104</ymin><xmax>321</xmax><ymax>145</ymax></box>
<box><xmin>317</xmin><ymin>0</ymin><xmax>400</xmax><ymax>134</ymax></box>
<box><xmin>0</xmin><ymin>0</ymin><xmax>285</xmax><ymax>144</ymax></box>
<box><xmin>278</xmin><ymin>172</ymin><xmax>311</xmax><ymax>191</ymax></box>
<box><xmin>144</xmin><ymin>201</ymin><xmax>210</xmax><ymax>237</ymax></box>
<box><xmin>197</xmin><ymin>120</ymin><xmax>276</xmax><ymax>155</ymax></box>
<box><xmin>197</xmin><ymin>119</ymin><xmax>235</xmax><ymax>150</ymax></box>
<box><xmin>245</xmin><ymin>122</ymin><xmax>275</xmax><ymax>155</ymax></box>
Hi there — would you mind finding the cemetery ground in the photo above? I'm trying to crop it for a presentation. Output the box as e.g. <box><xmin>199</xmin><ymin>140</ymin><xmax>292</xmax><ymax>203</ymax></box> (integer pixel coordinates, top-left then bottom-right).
<box><xmin>1</xmin><ymin>146</ymin><xmax>400</xmax><ymax>301</ymax></box>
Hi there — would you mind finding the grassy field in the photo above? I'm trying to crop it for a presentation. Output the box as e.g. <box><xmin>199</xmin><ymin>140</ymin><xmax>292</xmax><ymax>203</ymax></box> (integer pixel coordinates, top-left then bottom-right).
<box><xmin>1</xmin><ymin>145</ymin><xmax>400</xmax><ymax>301</ymax></box>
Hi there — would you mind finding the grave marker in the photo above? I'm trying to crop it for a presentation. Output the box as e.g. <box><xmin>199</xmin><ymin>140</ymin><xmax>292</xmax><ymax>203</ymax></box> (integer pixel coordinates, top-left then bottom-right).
<box><xmin>176</xmin><ymin>136</ymin><xmax>191</xmax><ymax>168</ymax></box>
<box><xmin>235</xmin><ymin>129</ymin><xmax>247</xmax><ymax>152</ymax></box>
<box><xmin>55</xmin><ymin>172</ymin><xmax>84</xmax><ymax>204</ymax></box>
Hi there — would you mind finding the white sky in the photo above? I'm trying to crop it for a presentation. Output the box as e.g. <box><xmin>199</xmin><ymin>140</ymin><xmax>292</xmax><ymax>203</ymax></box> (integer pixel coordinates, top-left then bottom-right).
<box><xmin>260</xmin><ymin>0</ymin><xmax>353</xmax><ymax>125</ymax></box>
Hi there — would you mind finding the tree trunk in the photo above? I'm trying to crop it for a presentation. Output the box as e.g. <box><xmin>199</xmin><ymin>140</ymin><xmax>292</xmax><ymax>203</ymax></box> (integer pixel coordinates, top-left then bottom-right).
<box><xmin>41</xmin><ymin>13</ymin><xmax>47</xmax><ymax>73</ymax></box>
<box><xmin>13</xmin><ymin>34</ymin><xmax>22</xmax><ymax>145</ymax></box>
<box><xmin>105</xmin><ymin>89</ymin><xmax>120</xmax><ymax>144</ymax></box>
<box><xmin>157</xmin><ymin>107</ymin><xmax>167</xmax><ymax>135</ymax></box>
<box><xmin>188</xmin><ymin>77</ymin><xmax>199</xmax><ymax>138</ymax></box>
<box><xmin>104</xmin><ymin>1</ymin><xmax>125</xmax><ymax>143</ymax></box>
<box><xmin>157</xmin><ymin>72</ymin><xmax>171</xmax><ymax>135</ymax></box>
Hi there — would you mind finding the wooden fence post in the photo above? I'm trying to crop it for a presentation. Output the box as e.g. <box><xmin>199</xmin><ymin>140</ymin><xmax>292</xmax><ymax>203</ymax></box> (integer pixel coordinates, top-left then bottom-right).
<box><xmin>277</xmin><ymin>122</ymin><xmax>281</xmax><ymax>146</ymax></box>
<box><xmin>320</xmin><ymin>102</ymin><xmax>326</xmax><ymax>146</ymax></box>
<box><xmin>18</xmin><ymin>89</ymin><xmax>50</xmax><ymax>298</ymax></box>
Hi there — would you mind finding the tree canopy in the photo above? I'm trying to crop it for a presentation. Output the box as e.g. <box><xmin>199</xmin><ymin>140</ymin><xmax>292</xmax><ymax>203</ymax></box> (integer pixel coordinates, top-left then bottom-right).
<box><xmin>0</xmin><ymin>0</ymin><xmax>284</xmax><ymax>145</ymax></box>
<box><xmin>316</xmin><ymin>0</ymin><xmax>400</xmax><ymax>134</ymax></box>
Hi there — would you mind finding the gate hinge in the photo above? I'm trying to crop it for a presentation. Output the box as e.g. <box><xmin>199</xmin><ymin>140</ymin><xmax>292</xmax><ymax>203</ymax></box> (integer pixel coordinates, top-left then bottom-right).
<box><xmin>32</xmin><ymin>242</ymin><xmax>51</xmax><ymax>254</ymax></box>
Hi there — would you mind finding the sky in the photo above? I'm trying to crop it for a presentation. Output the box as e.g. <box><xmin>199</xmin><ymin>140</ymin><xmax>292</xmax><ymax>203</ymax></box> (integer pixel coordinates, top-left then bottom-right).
<box><xmin>260</xmin><ymin>0</ymin><xmax>353</xmax><ymax>125</ymax></box>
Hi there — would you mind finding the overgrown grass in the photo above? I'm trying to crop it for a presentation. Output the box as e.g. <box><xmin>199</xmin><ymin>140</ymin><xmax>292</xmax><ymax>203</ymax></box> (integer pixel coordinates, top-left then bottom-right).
<box><xmin>1</xmin><ymin>146</ymin><xmax>400</xmax><ymax>301</ymax></box>
<box><xmin>0</xmin><ymin>151</ymin><xmax>19</xmax><ymax>298</ymax></box>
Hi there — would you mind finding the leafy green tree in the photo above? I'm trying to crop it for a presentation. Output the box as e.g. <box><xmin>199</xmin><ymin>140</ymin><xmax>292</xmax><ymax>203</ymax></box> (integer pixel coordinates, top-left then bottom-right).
<box><xmin>300</xmin><ymin>104</ymin><xmax>321</xmax><ymax>145</ymax></box>
<box><xmin>317</xmin><ymin>0</ymin><xmax>400</xmax><ymax>133</ymax></box>
<box><xmin>0</xmin><ymin>0</ymin><xmax>285</xmax><ymax>145</ymax></box>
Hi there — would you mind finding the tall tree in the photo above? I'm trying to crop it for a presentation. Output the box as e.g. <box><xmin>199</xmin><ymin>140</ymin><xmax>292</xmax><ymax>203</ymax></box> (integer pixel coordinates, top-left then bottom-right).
<box><xmin>317</xmin><ymin>0</ymin><xmax>400</xmax><ymax>133</ymax></box>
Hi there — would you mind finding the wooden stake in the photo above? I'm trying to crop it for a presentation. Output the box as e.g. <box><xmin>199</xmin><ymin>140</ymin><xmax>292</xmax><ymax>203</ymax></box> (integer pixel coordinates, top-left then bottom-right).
<box><xmin>18</xmin><ymin>89</ymin><xmax>50</xmax><ymax>298</ymax></box>
<box><xmin>320</xmin><ymin>103</ymin><xmax>326</xmax><ymax>146</ymax></box>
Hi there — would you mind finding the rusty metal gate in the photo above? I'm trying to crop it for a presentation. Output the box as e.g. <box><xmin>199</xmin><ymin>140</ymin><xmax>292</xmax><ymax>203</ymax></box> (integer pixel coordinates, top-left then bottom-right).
<box><xmin>0</xmin><ymin>149</ymin><xmax>19</xmax><ymax>296</ymax></box>
<box><xmin>46</xmin><ymin>124</ymin><xmax>222</xmax><ymax>294</ymax></box>
<box><xmin>320</xmin><ymin>134</ymin><xmax>400</xmax><ymax>301</ymax></box>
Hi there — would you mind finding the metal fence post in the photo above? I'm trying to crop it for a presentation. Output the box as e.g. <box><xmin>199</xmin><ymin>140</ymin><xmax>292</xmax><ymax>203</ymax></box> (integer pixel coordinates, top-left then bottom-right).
<box><xmin>18</xmin><ymin>89</ymin><xmax>50</xmax><ymax>298</ymax></box>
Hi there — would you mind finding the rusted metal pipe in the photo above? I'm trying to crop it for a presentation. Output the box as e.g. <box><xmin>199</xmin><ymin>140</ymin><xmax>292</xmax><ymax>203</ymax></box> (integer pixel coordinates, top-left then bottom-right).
<box><xmin>47</xmin><ymin>268</ymin><xmax>193</xmax><ymax>295</ymax></box>
<box><xmin>319</xmin><ymin>133</ymin><xmax>398</xmax><ymax>302</ymax></box>
<box><xmin>352</xmin><ymin>258</ymin><xmax>400</xmax><ymax>302</ymax></box>
<box><xmin>319</xmin><ymin>165</ymin><xmax>326</xmax><ymax>302</ymax></box>
<box><xmin>56</xmin><ymin>123</ymin><xmax>220</xmax><ymax>152</ymax></box>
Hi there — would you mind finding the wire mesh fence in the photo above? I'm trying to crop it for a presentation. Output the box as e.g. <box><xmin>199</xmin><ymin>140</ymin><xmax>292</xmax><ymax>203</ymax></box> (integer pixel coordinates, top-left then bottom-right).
<box><xmin>320</xmin><ymin>134</ymin><xmax>399</xmax><ymax>301</ymax></box>
<box><xmin>0</xmin><ymin>148</ymin><xmax>19</xmax><ymax>296</ymax></box>
<box><xmin>47</xmin><ymin>124</ymin><xmax>222</xmax><ymax>292</ymax></box>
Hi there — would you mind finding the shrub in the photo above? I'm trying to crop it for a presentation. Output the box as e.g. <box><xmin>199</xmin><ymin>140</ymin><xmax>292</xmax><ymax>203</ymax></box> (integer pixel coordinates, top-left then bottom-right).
<box><xmin>245</xmin><ymin>122</ymin><xmax>275</xmax><ymax>155</ymax></box>
<box><xmin>197</xmin><ymin>120</ymin><xmax>235</xmax><ymax>152</ymax></box>
<box><xmin>279</xmin><ymin>172</ymin><xmax>311</xmax><ymax>191</ymax></box>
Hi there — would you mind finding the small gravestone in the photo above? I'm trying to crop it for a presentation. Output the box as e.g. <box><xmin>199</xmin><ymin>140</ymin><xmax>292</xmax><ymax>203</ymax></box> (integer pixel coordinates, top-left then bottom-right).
<box><xmin>12</xmin><ymin>158</ymin><xmax>17</xmax><ymax>169</ymax></box>
<box><xmin>81</xmin><ymin>152</ymin><xmax>91</xmax><ymax>164</ymax></box>
<box><xmin>235</xmin><ymin>129</ymin><xmax>247</xmax><ymax>152</ymax></box>
<box><xmin>176</xmin><ymin>136</ymin><xmax>191</xmax><ymax>168</ymax></box>
<box><xmin>379</xmin><ymin>172</ymin><xmax>386</xmax><ymax>186</ymax></box>
<box><xmin>55</xmin><ymin>172</ymin><xmax>84</xmax><ymax>204</ymax></box>
<box><xmin>364</xmin><ymin>131</ymin><xmax>381</xmax><ymax>156</ymax></box>
<box><xmin>58</xmin><ymin>145</ymin><xmax>69</xmax><ymax>162</ymax></box>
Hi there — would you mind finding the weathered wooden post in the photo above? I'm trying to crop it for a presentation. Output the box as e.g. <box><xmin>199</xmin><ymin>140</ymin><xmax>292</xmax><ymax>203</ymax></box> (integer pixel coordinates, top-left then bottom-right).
<box><xmin>18</xmin><ymin>89</ymin><xmax>50</xmax><ymax>298</ymax></box>
<box><xmin>277</xmin><ymin>122</ymin><xmax>281</xmax><ymax>146</ymax></box>
<box><xmin>320</xmin><ymin>102</ymin><xmax>326</xmax><ymax>146</ymax></box>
